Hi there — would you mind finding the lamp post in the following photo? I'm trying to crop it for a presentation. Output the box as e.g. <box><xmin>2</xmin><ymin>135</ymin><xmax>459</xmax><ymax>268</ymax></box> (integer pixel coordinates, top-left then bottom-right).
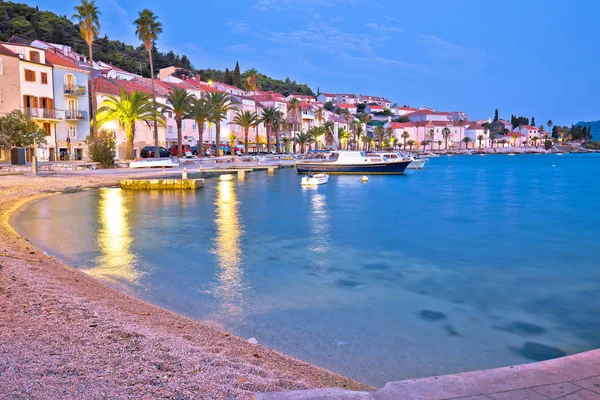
<box><xmin>32</xmin><ymin>138</ymin><xmax>38</xmax><ymax>175</ymax></box>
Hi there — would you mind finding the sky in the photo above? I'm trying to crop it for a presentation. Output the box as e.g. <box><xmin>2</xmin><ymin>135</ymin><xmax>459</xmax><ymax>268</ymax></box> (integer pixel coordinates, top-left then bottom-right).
<box><xmin>30</xmin><ymin>0</ymin><xmax>600</xmax><ymax>125</ymax></box>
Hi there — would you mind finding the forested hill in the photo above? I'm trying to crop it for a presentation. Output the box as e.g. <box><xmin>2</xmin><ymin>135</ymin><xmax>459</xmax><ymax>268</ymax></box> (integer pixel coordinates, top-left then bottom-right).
<box><xmin>576</xmin><ymin>121</ymin><xmax>600</xmax><ymax>141</ymax></box>
<box><xmin>0</xmin><ymin>1</ymin><xmax>315</xmax><ymax>96</ymax></box>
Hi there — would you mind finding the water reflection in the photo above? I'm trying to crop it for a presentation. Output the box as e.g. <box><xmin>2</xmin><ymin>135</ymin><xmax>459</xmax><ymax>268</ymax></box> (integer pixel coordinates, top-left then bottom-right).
<box><xmin>85</xmin><ymin>188</ymin><xmax>141</xmax><ymax>283</ymax></box>
<box><xmin>309</xmin><ymin>193</ymin><xmax>330</xmax><ymax>254</ymax></box>
<box><xmin>212</xmin><ymin>179</ymin><xmax>246</xmax><ymax>315</ymax></box>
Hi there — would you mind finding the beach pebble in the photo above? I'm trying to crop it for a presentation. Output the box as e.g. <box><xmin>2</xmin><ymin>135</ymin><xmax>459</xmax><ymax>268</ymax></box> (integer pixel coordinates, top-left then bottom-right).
<box><xmin>248</xmin><ymin>337</ymin><xmax>259</xmax><ymax>344</ymax></box>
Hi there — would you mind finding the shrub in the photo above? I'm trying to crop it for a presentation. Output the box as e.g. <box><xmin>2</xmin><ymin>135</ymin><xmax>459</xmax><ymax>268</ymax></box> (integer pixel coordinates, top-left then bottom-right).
<box><xmin>583</xmin><ymin>141</ymin><xmax>600</xmax><ymax>150</ymax></box>
<box><xmin>544</xmin><ymin>140</ymin><xmax>554</xmax><ymax>150</ymax></box>
<box><xmin>86</xmin><ymin>130</ymin><xmax>116</xmax><ymax>168</ymax></box>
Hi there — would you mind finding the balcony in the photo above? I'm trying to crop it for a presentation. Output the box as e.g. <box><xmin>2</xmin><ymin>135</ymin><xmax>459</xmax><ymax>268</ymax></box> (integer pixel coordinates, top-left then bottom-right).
<box><xmin>23</xmin><ymin>107</ymin><xmax>60</xmax><ymax>121</ymax></box>
<box><xmin>64</xmin><ymin>84</ymin><xmax>86</xmax><ymax>96</ymax></box>
<box><xmin>65</xmin><ymin>110</ymin><xmax>88</xmax><ymax>121</ymax></box>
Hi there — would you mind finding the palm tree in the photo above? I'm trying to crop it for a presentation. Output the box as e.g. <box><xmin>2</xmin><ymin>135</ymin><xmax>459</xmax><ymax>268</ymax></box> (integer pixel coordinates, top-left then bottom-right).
<box><xmin>421</xmin><ymin>140</ymin><xmax>430</xmax><ymax>152</ymax></box>
<box><xmin>532</xmin><ymin>136</ymin><xmax>540</xmax><ymax>147</ymax></box>
<box><xmin>244</xmin><ymin>68</ymin><xmax>261</xmax><ymax>149</ymax></box>
<box><xmin>287</xmin><ymin>98</ymin><xmax>301</xmax><ymax>136</ymax></box>
<box><xmin>72</xmin><ymin>0</ymin><xmax>100</xmax><ymax>136</ymax></box>
<box><xmin>164</xmin><ymin>88</ymin><xmax>192</xmax><ymax>158</ymax></box>
<box><xmin>401</xmin><ymin>131</ymin><xmax>410</xmax><ymax>149</ymax></box>
<box><xmin>96</xmin><ymin>89</ymin><xmax>165</xmax><ymax>159</ymax></box>
<box><xmin>391</xmin><ymin>137</ymin><xmax>399</xmax><ymax>151</ymax></box>
<box><xmin>355</xmin><ymin>123</ymin><xmax>364</xmax><ymax>150</ymax></box>
<box><xmin>406</xmin><ymin>140</ymin><xmax>415</xmax><ymax>150</ymax></box>
<box><xmin>134</xmin><ymin>9</ymin><xmax>162</xmax><ymax>158</ymax></box>
<box><xmin>295</xmin><ymin>131</ymin><xmax>313</xmax><ymax>154</ymax></box>
<box><xmin>462</xmin><ymin>136</ymin><xmax>472</xmax><ymax>149</ymax></box>
<box><xmin>259</xmin><ymin>106</ymin><xmax>279</xmax><ymax>154</ymax></box>
<box><xmin>547</xmin><ymin>120</ymin><xmax>553</xmax><ymax>135</ymax></box>
<box><xmin>477</xmin><ymin>134</ymin><xmax>485</xmax><ymax>148</ymax></box>
<box><xmin>338</xmin><ymin>129</ymin><xmax>350</xmax><ymax>150</ymax></box>
<box><xmin>308</xmin><ymin>126</ymin><xmax>325</xmax><ymax>150</ymax></box>
<box><xmin>428</xmin><ymin>129</ymin><xmax>435</xmax><ymax>151</ymax></box>
<box><xmin>281</xmin><ymin>136</ymin><xmax>292</xmax><ymax>154</ymax></box>
<box><xmin>231</xmin><ymin>110</ymin><xmax>258</xmax><ymax>155</ymax></box>
<box><xmin>229</xmin><ymin>133</ymin><xmax>237</xmax><ymax>154</ymax></box>
<box><xmin>272</xmin><ymin>111</ymin><xmax>285</xmax><ymax>154</ymax></box>
<box><xmin>186</xmin><ymin>97</ymin><xmax>212</xmax><ymax>157</ymax></box>
<box><xmin>374</xmin><ymin>126</ymin><xmax>385</xmax><ymax>150</ymax></box>
<box><xmin>437</xmin><ymin>140</ymin><xmax>443</xmax><ymax>150</ymax></box>
<box><xmin>315</xmin><ymin>107</ymin><xmax>324</xmax><ymax>127</ymax></box>
<box><xmin>323</xmin><ymin>120</ymin><xmax>334</xmax><ymax>147</ymax></box>
<box><xmin>206</xmin><ymin>92</ymin><xmax>232</xmax><ymax>157</ymax></box>
<box><xmin>441</xmin><ymin>127</ymin><xmax>452</xmax><ymax>150</ymax></box>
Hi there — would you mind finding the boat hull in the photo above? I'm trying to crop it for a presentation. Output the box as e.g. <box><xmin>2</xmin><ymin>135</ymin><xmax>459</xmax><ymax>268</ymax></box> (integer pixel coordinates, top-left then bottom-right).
<box><xmin>296</xmin><ymin>161</ymin><xmax>411</xmax><ymax>175</ymax></box>
<box><xmin>407</xmin><ymin>159</ymin><xmax>427</xmax><ymax>169</ymax></box>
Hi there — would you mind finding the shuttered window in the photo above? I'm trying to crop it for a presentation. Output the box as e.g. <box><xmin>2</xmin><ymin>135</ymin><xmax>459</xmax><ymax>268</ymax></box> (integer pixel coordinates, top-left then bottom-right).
<box><xmin>41</xmin><ymin>72</ymin><xmax>48</xmax><ymax>84</ymax></box>
<box><xmin>25</xmin><ymin>69</ymin><xmax>35</xmax><ymax>82</ymax></box>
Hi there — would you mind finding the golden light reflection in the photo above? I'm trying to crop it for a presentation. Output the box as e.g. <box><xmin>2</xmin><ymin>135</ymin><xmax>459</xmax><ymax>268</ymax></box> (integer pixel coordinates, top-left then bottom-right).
<box><xmin>85</xmin><ymin>188</ymin><xmax>141</xmax><ymax>283</ymax></box>
<box><xmin>212</xmin><ymin>179</ymin><xmax>245</xmax><ymax>315</ymax></box>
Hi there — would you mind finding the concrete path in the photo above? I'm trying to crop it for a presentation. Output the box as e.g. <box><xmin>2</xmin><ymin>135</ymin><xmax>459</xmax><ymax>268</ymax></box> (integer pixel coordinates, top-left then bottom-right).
<box><xmin>257</xmin><ymin>349</ymin><xmax>600</xmax><ymax>399</ymax></box>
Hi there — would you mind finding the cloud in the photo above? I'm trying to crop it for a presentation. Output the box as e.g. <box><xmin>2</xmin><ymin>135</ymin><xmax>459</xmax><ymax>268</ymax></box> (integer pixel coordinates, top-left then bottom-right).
<box><xmin>416</xmin><ymin>34</ymin><xmax>485</xmax><ymax>78</ymax></box>
<box><xmin>366</xmin><ymin>23</ymin><xmax>402</xmax><ymax>34</ymax></box>
<box><xmin>417</xmin><ymin>34</ymin><xmax>482</xmax><ymax>58</ymax></box>
<box><xmin>224</xmin><ymin>44</ymin><xmax>256</xmax><ymax>53</ymax></box>
<box><xmin>252</xmin><ymin>0</ymin><xmax>357</xmax><ymax>10</ymax></box>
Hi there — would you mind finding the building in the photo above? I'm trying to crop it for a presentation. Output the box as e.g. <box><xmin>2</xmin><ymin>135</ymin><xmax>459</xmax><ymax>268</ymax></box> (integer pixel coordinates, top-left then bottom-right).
<box><xmin>464</xmin><ymin>123</ymin><xmax>489</xmax><ymax>148</ymax></box>
<box><xmin>451</xmin><ymin>111</ymin><xmax>469</xmax><ymax>122</ymax></box>
<box><xmin>359</xmin><ymin>95</ymin><xmax>393</xmax><ymax>108</ymax></box>
<box><xmin>383</xmin><ymin>122</ymin><xmax>417</xmax><ymax>148</ymax></box>
<box><xmin>287</xmin><ymin>94</ymin><xmax>314</xmax><ymax>103</ymax></box>
<box><xmin>2</xmin><ymin>41</ymin><xmax>59</xmax><ymax>161</ymax></box>
<box><xmin>365</xmin><ymin>105</ymin><xmax>385</xmax><ymax>114</ymax></box>
<box><xmin>392</xmin><ymin>106</ymin><xmax>417</xmax><ymax>116</ymax></box>
<box><xmin>337</xmin><ymin>103</ymin><xmax>357</xmax><ymax>114</ymax></box>
<box><xmin>213</xmin><ymin>82</ymin><xmax>246</xmax><ymax>97</ymax></box>
<box><xmin>489</xmin><ymin>119</ymin><xmax>513</xmax><ymax>135</ymax></box>
<box><xmin>45</xmin><ymin>50</ymin><xmax>90</xmax><ymax>160</ymax></box>
<box><xmin>253</xmin><ymin>91</ymin><xmax>288</xmax><ymax>117</ymax></box>
<box><xmin>317</xmin><ymin>93</ymin><xmax>337</xmax><ymax>104</ymax></box>
<box><xmin>407</xmin><ymin>110</ymin><xmax>452</xmax><ymax>122</ymax></box>
<box><xmin>514</xmin><ymin>125</ymin><xmax>540</xmax><ymax>145</ymax></box>
<box><xmin>336</xmin><ymin>93</ymin><xmax>359</xmax><ymax>105</ymax></box>
<box><xmin>0</xmin><ymin>44</ymin><xmax>22</xmax><ymax>161</ymax></box>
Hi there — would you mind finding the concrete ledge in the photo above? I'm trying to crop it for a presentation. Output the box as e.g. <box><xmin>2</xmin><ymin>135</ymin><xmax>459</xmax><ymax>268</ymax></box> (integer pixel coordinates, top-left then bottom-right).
<box><xmin>120</xmin><ymin>178</ymin><xmax>204</xmax><ymax>190</ymax></box>
<box><xmin>257</xmin><ymin>349</ymin><xmax>600</xmax><ymax>400</ymax></box>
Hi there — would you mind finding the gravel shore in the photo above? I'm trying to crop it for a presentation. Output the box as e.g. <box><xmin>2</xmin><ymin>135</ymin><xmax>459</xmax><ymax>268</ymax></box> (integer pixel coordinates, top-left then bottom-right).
<box><xmin>0</xmin><ymin>172</ymin><xmax>372</xmax><ymax>399</ymax></box>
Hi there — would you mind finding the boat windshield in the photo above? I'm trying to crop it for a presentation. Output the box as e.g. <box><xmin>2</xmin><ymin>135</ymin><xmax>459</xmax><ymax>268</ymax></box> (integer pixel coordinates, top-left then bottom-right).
<box><xmin>328</xmin><ymin>153</ymin><xmax>339</xmax><ymax>161</ymax></box>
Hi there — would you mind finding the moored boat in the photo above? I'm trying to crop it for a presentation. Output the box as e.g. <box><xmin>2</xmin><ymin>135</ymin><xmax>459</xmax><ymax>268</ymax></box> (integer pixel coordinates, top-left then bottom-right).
<box><xmin>371</xmin><ymin>152</ymin><xmax>427</xmax><ymax>170</ymax></box>
<box><xmin>296</xmin><ymin>151</ymin><xmax>411</xmax><ymax>175</ymax></box>
<box><xmin>301</xmin><ymin>172</ymin><xmax>329</xmax><ymax>186</ymax></box>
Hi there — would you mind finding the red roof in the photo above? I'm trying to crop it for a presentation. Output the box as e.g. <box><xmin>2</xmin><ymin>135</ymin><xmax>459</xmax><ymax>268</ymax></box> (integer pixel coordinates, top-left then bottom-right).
<box><xmin>411</xmin><ymin>121</ymin><xmax>459</xmax><ymax>128</ymax></box>
<box><xmin>509</xmin><ymin>131</ymin><xmax>525</xmax><ymax>137</ymax></box>
<box><xmin>289</xmin><ymin>94</ymin><xmax>313</xmax><ymax>99</ymax></box>
<box><xmin>368</xmin><ymin>105</ymin><xmax>384</xmax><ymax>110</ymax></box>
<box><xmin>395</xmin><ymin>106</ymin><xmax>417</xmax><ymax>111</ymax></box>
<box><xmin>466</xmin><ymin>123</ymin><xmax>485</xmax><ymax>130</ymax></box>
<box><xmin>408</xmin><ymin>110</ymin><xmax>452</xmax><ymax>116</ymax></box>
<box><xmin>0</xmin><ymin>43</ymin><xmax>17</xmax><ymax>57</ymax></box>
<box><xmin>337</xmin><ymin>93</ymin><xmax>357</xmax><ymax>98</ymax></box>
<box><xmin>45</xmin><ymin>50</ymin><xmax>85</xmax><ymax>70</ymax></box>
<box><xmin>184</xmin><ymin>78</ymin><xmax>220</xmax><ymax>93</ymax></box>
<box><xmin>320</xmin><ymin>93</ymin><xmax>336</xmax><ymax>97</ymax></box>
<box><xmin>388</xmin><ymin>122</ymin><xmax>414</xmax><ymax>129</ymax></box>
<box><xmin>520</xmin><ymin>125</ymin><xmax>538</xmax><ymax>130</ymax></box>
<box><xmin>337</xmin><ymin>104</ymin><xmax>356</xmax><ymax>109</ymax></box>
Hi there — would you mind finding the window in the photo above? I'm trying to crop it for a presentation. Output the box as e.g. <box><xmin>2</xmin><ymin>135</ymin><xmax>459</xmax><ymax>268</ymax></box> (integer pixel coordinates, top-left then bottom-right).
<box><xmin>30</xmin><ymin>51</ymin><xmax>40</xmax><ymax>63</ymax></box>
<box><xmin>25</xmin><ymin>69</ymin><xmax>35</xmax><ymax>82</ymax></box>
<box><xmin>168</xmin><ymin>126</ymin><xmax>173</xmax><ymax>134</ymax></box>
<box><xmin>68</xmin><ymin>126</ymin><xmax>77</xmax><ymax>138</ymax></box>
<box><xmin>167</xmin><ymin>111</ymin><xmax>172</xmax><ymax>118</ymax></box>
<box><xmin>41</xmin><ymin>72</ymin><xmax>48</xmax><ymax>84</ymax></box>
<box><xmin>43</xmin><ymin>123</ymin><xmax>51</xmax><ymax>136</ymax></box>
<box><xmin>192</xmin><ymin>123</ymin><xmax>196</xmax><ymax>131</ymax></box>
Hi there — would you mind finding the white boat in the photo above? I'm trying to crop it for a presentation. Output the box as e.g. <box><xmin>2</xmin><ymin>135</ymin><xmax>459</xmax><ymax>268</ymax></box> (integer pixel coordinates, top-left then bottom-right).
<box><xmin>370</xmin><ymin>152</ymin><xmax>427</xmax><ymax>170</ymax></box>
<box><xmin>129</xmin><ymin>158</ymin><xmax>179</xmax><ymax>168</ymax></box>
<box><xmin>301</xmin><ymin>173</ymin><xmax>329</xmax><ymax>185</ymax></box>
<box><xmin>422</xmin><ymin>152</ymin><xmax>439</xmax><ymax>158</ymax></box>
<box><xmin>297</xmin><ymin>151</ymin><xmax>411</xmax><ymax>175</ymax></box>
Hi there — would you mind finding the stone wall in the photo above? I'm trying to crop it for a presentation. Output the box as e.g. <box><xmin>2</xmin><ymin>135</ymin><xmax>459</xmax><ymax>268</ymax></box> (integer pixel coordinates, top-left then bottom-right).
<box><xmin>119</xmin><ymin>179</ymin><xmax>204</xmax><ymax>190</ymax></box>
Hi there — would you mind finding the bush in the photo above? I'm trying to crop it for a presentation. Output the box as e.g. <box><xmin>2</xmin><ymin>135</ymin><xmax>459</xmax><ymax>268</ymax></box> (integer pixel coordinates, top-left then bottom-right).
<box><xmin>583</xmin><ymin>141</ymin><xmax>600</xmax><ymax>150</ymax></box>
<box><xmin>544</xmin><ymin>140</ymin><xmax>554</xmax><ymax>150</ymax></box>
<box><xmin>86</xmin><ymin>130</ymin><xmax>116</xmax><ymax>168</ymax></box>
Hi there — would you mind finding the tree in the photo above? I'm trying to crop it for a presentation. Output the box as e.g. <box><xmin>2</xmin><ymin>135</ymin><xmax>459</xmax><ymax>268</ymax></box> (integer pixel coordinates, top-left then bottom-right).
<box><xmin>134</xmin><ymin>8</ymin><xmax>162</xmax><ymax>157</ymax></box>
<box><xmin>338</xmin><ymin>129</ymin><xmax>350</xmax><ymax>150</ymax></box>
<box><xmin>374</xmin><ymin>126</ymin><xmax>385</xmax><ymax>149</ymax></box>
<box><xmin>96</xmin><ymin>89</ymin><xmax>165</xmax><ymax>159</ymax></box>
<box><xmin>72</xmin><ymin>0</ymin><xmax>100</xmax><ymax>136</ymax></box>
<box><xmin>295</xmin><ymin>131</ymin><xmax>313</xmax><ymax>154</ymax></box>
<box><xmin>229</xmin><ymin>133</ymin><xmax>237</xmax><ymax>153</ymax></box>
<box><xmin>286</xmin><ymin>97</ymin><xmax>302</xmax><ymax>135</ymax></box>
<box><xmin>324</xmin><ymin>101</ymin><xmax>335</xmax><ymax>111</ymax></box>
<box><xmin>164</xmin><ymin>88</ymin><xmax>192</xmax><ymax>158</ymax></box>
<box><xmin>244</xmin><ymin>68</ymin><xmax>261</xmax><ymax>149</ymax></box>
<box><xmin>547</xmin><ymin>120</ymin><xmax>553</xmax><ymax>134</ymax></box>
<box><xmin>187</xmin><ymin>97</ymin><xmax>212</xmax><ymax>157</ymax></box>
<box><xmin>421</xmin><ymin>140</ymin><xmax>430</xmax><ymax>152</ymax></box>
<box><xmin>494</xmin><ymin>109</ymin><xmax>499</xmax><ymax>122</ymax></box>
<box><xmin>233</xmin><ymin>61</ymin><xmax>241</xmax><ymax>88</ymax></box>
<box><xmin>224</xmin><ymin>68</ymin><xmax>231</xmax><ymax>85</ymax></box>
<box><xmin>0</xmin><ymin>110</ymin><xmax>47</xmax><ymax>148</ymax></box>
<box><xmin>531</xmin><ymin>117</ymin><xmax>535</xmax><ymax>127</ymax></box>
<box><xmin>205</xmin><ymin>92</ymin><xmax>232</xmax><ymax>157</ymax></box>
<box><xmin>85</xmin><ymin>129</ymin><xmax>116</xmax><ymax>168</ymax></box>
<box><xmin>406</xmin><ymin>140</ymin><xmax>415</xmax><ymax>150</ymax></box>
<box><xmin>428</xmin><ymin>129</ymin><xmax>435</xmax><ymax>151</ymax></box>
<box><xmin>231</xmin><ymin>110</ymin><xmax>258</xmax><ymax>155</ymax></box>
<box><xmin>477</xmin><ymin>134</ymin><xmax>485</xmax><ymax>148</ymax></box>
<box><xmin>308</xmin><ymin>126</ymin><xmax>324</xmax><ymax>150</ymax></box>
<box><xmin>323</xmin><ymin>120</ymin><xmax>334</xmax><ymax>147</ymax></box>
<box><xmin>401</xmin><ymin>131</ymin><xmax>410</xmax><ymax>149</ymax></box>
<box><xmin>271</xmin><ymin>111</ymin><xmax>285</xmax><ymax>153</ymax></box>
<box><xmin>259</xmin><ymin>106</ymin><xmax>279</xmax><ymax>154</ymax></box>
<box><xmin>462</xmin><ymin>136</ymin><xmax>472</xmax><ymax>149</ymax></box>
<box><xmin>437</xmin><ymin>140</ymin><xmax>442</xmax><ymax>150</ymax></box>
<box><xmin>282</xmin><ymin>136</ymin><xmax>292</xmax><ymax>154</ymax></box>
<box><xmin>441</xmin><ymin>127</ymin><xmax>452</xmax><ymax>150</ymax></box>
<box><xmin>532</xmin><ymin>136</ymin><xmax>540</xmax><ymax>147</ymax></box>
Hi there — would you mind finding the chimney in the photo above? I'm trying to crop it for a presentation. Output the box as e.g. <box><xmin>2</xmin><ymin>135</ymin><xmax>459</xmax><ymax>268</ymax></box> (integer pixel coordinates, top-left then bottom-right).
<box><xmin>195</xmin><ymin>74</ymin><xmax>201</xmax><ymax>84</ymax></box>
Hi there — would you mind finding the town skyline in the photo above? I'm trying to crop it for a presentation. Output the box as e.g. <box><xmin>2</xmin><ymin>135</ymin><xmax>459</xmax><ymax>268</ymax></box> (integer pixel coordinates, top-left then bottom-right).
<box><xmin>24</xmin><ymin>0</ymin><xmax>600</xmax><ymax>127</ymax></box>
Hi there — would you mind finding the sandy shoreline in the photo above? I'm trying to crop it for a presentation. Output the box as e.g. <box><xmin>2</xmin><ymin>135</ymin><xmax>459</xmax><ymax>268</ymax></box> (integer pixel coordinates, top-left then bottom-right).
<box><xmin>0</xmin><ymin>172</ymin><xmax>372</xmax><ymax>399</ymax></box>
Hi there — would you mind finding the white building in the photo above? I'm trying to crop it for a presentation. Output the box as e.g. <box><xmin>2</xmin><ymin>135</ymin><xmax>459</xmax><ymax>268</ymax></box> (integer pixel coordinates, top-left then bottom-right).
<box><xmin>464</xmin><ymin>123</ymin><xmax>489</xmax><ymax>148</ymax></box>
<box><xmin>407</xmin><ymin>110</ymin><xmax>452</xmax><ymax>122</ymax></box>
<box><xmin>317</xmin><ymin>93</ymin><xmax>337</xmax><ymax>104</ymax></box>
<box><xmin>336</xmin><ymin>93</ymin><xmax>359</xmax><ymax>105</ymax></box>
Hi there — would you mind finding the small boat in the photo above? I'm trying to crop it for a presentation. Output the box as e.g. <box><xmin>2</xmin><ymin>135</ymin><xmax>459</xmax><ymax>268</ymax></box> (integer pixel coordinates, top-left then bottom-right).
<box><xmin>422</xmin><ymin>152</ymin><xmax>439</xmax><ymax>158</ymax></box>
<box><xmin>368</xmin><ymin>152</ymin><xmax>427</xmax><ymax>170</ymax></box>
<box><xmin>301</xmin><ymin>172</ymin><xmax>329</xmax><ymax>185</ymax></box>
<box><xmin>129</xmin><ymin>158</ymin><xmax>178</xmax><ymax>168</ymax></box>
<box><xmin>297</xmin><ymin>151</ymin><xmax>411</xmax><ymax>175</ymax></box>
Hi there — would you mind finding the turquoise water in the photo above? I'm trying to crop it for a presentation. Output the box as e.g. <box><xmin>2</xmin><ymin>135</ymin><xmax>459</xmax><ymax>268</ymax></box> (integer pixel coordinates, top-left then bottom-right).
<box><xmin>14</xmin><ymin>154</ymin><xmax>600</xmax><ymax>386</ymax></box>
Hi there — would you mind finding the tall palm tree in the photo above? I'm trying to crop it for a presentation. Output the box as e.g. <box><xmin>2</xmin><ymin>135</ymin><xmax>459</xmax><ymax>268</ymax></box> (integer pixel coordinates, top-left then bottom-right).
<box><xmin>374</xmin><ymin>126</ymin><xmax>385</xmax><ymax>150</ymax></box>
<box><xmin>361</xmin><ymin>135</ymin><xmax>373</xmax><ymax>151</ymax></box>
<box><xmin>406</xmin><ymin>140</ymin><xmax>415</xmax><ymax>150</ymax></box>
<box><xmin>477</xmin><ymin>134</ymin><xmax>485</xmax><ymax>148</ymax></box>
<box><xmin>187</xmin><ymin>97</ymin><xmax>212</xmax><ymax>157</ymax></box>
<box><xmin>323</xmin><ymin>120</ymin><xmax>334</xmax><ymax>147</ymax></box>
<box><xmin>532</xmin><ymin>136</ymin><xmax>540</xmax><ymax>147</ymax></box>
<box><xmin>428</xmin><ymin>129</ymin><xmax>435</xmax><ymax>151</ymax></box>
<box><xmin>315</xmin><ymin>107</ymin><xmax>324</xmax><ymax>127</ymax></box>
<box><xmin>272</xmin><ymin>111</ymin><xmax>285</xmax><ymax>154</ymax></box>
<box><xmin>442</xmin><ymin>127</ymin><xmax>452</xmax><ymax>150</ymax></box>
<box><xmin>462</xmin><ymin>136</ymin><xmax>472</xmax><ymax>149</ymax></box>
<box><xmin>231</xmin><ymin>110</ymin><xmax>258</xmax><ymax>155</ymax></box>
<box><xmin>355</xmin><ymin>123</ymin><xmax>364</xmax><ymax>151</ymax></box>
<box><xmin>72</xmin><ymin>0</ymin><xmax>100</xmax><ymax>136</ymax></box>
<box><xmin>259</xmin><ymin>106</ymin><xmax>279</xmax><ymax>154</ymax></box>
<box><xmin>229</xmin><ymin>133</ymin><xmax>237</xmax><ymax>154</ymax></box>
<box><xmin>206</xmin><ymin>92</ymin><xmax>232</xmax><ymax>157</ymax></box>
<box><xmin>308</xmin><ymin>126</ymin><xmax>325</xmax><ymax>150</ymax></box>
<box><xmin>295</xmin><ymin>131</ymin><xmax>313</xmax><ymax>154</ymax></box>
<box><xmin>96</xmin><ymin>89</ymin><xmax>165</xmax><ymax>159</ymax></box>
<box><xmin>164</xmin><ymin>88</ymin><xmax>192</xmax><ymax>157</ymax></box>
<box><xmin>338</xmin><ymin>128</ymin><xmax>350</xmax><ymax>150</ymax></box>
<box><xmin>244</xmin><ymin>68</ymin><xmax>261</xmax><ymax>148</ymax></box>
<box><xmin>421</xmin><ymin>140</ymin><xmax>430</xmax><ymax>152</ymax></box>
<box><xmin>282</xmin><ymin>136</ymin><xmax>292</xmax><ymax>154</ymax></box>
<box><xmin>134</xmin><ymin>9</ymin><xmax>162</xmax><ymax>158</ymax></box>
<box><xmin>286</xmin><ymin>98</ymin><xmax>301</xmax><ymax>136</ymax></box>
<box><xmin>401</xmin><ymin>131</ymin><xmax>410</xmax><ymax>149</ymax></box>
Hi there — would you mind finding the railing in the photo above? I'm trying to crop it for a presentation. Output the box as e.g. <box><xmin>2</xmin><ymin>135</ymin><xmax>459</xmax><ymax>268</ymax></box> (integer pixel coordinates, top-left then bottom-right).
<box><xmin>65</xmin><ymin>110</ymin><xmax>88</xmax><ymax>120</ymax></box>
<box><xmin>64</xmin><ymin>84</ymin><xmax>86</xmax><ymax>96</ymax></box>
<box><xmin>23</xmin><ymin>107</ymin><xmax>58</xmax><ymax>119</ymax></box>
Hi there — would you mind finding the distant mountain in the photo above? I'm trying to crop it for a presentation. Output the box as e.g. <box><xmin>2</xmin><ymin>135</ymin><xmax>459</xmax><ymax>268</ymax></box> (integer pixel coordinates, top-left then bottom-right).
<box><xmin>576</xmin><ymin>121</ymin><xmax>600</xmax><ymax>141</ymax></box>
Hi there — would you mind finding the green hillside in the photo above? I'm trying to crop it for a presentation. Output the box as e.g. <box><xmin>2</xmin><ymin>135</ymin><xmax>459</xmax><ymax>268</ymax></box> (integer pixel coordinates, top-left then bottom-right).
<box><xmin>0</xmin><ymin>1</ymin><xmax>314</xmax><ymax>96</ymax></box>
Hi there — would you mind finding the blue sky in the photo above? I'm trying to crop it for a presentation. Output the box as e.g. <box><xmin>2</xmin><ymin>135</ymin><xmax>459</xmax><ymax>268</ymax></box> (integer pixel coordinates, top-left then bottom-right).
<box><xmin>31</xmin><ymin>0</ymin><xmax>599</xmax><ymax>125</ymax></box>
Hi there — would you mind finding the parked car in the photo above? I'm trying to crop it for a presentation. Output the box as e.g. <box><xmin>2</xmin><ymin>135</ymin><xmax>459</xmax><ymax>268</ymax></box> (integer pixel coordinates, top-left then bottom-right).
<box><xmin>211</xmin><ymin>144</ymin><xmax>232</xmax><ymax>155</ymax></box>
<box><xmin>168</xmin><ymin>144</ymin><xmax>192</xmax><ymax>157</ymax></box>
<box><xmin>140</xmin><ymin>146</ymin><xmax>171</xmax><ymax>158</ymax></box>
<box><xmin>192</xmin><ymin>144</ymin><xmax>211</xmax><ymax>156</ymax></box>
